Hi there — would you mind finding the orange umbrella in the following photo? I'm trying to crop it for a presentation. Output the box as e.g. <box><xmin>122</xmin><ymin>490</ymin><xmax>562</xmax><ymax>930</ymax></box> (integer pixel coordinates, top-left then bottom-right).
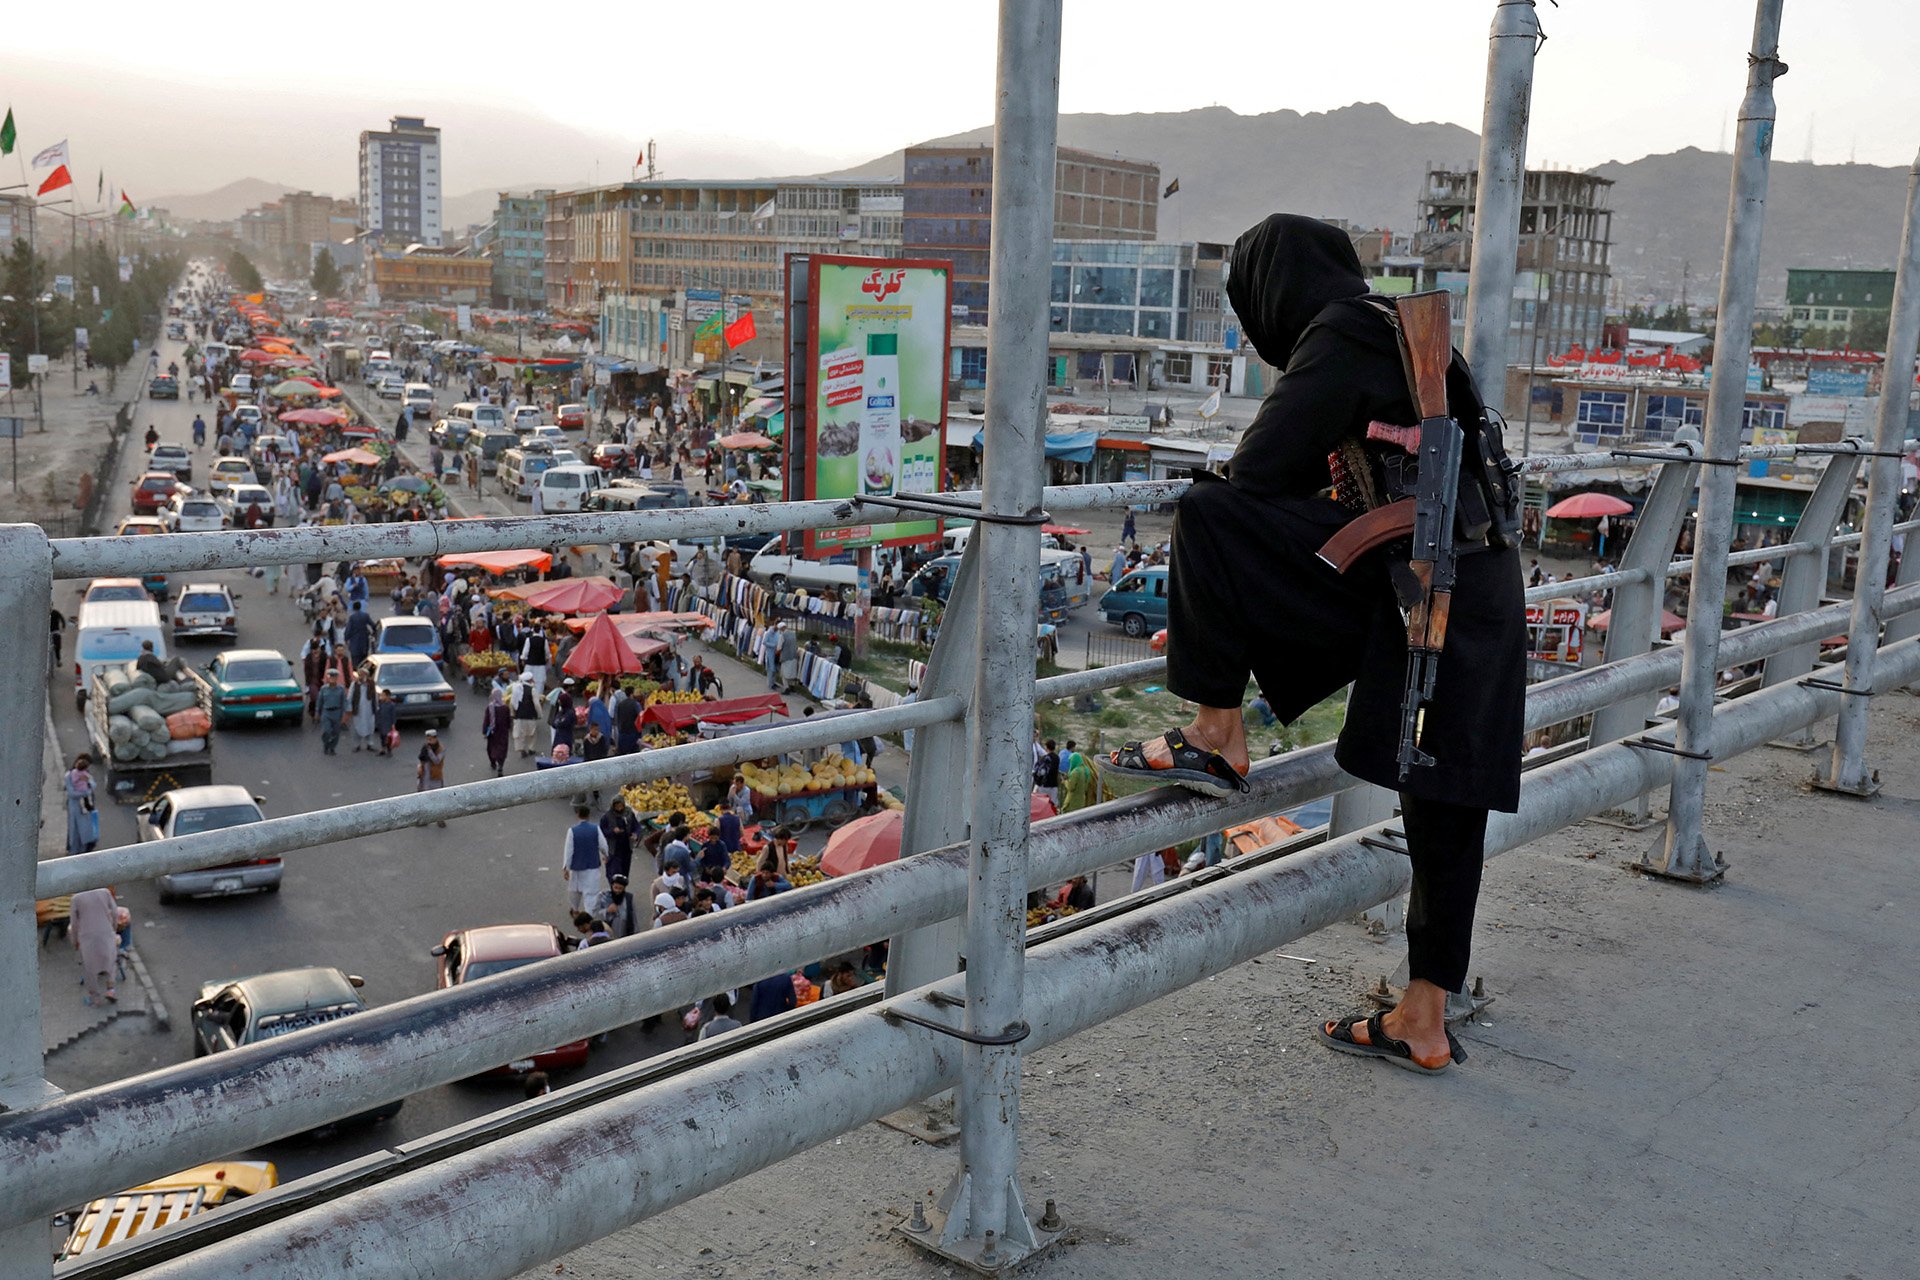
<box><xmin>322</xmin><ymin>446</ymin><xmax>381</xmax><ymax>466</ymax></box>
<box><xmin>821</xmin><ymin>811</ymin><xmax>903</xmax><ymax>878</ymax></box>
<box><xmin>716</xmin><ymin>431</ymin><xmax>776</xmax><ymax>449</ymax></box>
<box><xmin>279</xmin><ymin>408</ymin><xmax>349</xmax><ymax>426</ymax></box>
<box><xmin>562</xmin><ymin>611</ymin><xmax>652</xmax><ymax>678</ymax></box>
<box><xmin>438</xmin><ymin>549</ymin><xmax>554</xmax><ymax>574</ymax></box>
<box><xmin>238</xmin><ymin>349</ymin><xmax>279</xmax><ymax>363</ymax></box>
<box><xmin>524</xmin><ymin>577</ymin><xmax>624</xmax><ymax>614</ymax></box>
<box><xmin>1588</xmin><ymin>607</ymin><xmax>1686</xmax><ymax>635</ymax></box>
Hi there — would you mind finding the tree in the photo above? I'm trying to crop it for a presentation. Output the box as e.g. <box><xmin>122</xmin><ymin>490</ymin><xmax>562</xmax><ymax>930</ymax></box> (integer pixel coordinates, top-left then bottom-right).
<box><xmin>311</xmin><ymin>248</ymin><xmax>342</xmax><ymax>298</ymax></box>
<box><xmin>227</xmin><ymin>249</ymin><xmax>263</xmax><ymax>294</ymax></box>
<box><xmin>1846</xmin><ymin>308</ymin><xmax>1891</xmax><ymax>353</ymax></box>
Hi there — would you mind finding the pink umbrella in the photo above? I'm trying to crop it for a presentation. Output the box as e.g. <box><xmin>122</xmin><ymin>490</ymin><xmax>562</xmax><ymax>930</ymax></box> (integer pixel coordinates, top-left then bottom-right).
<box><xmin>1588</xmin><ymin>607</ymin><xmax>1686</xmax><ymax>635</ymax></box>
<box><xmin>523</xmin><ymin>577</ymin><xmax>624</xmax><ymax>615</ymax></box>
<box><xmin>1545</xmin><ymin>492</ymin><xmax>1634</xmax><ymax>519</ymax></box>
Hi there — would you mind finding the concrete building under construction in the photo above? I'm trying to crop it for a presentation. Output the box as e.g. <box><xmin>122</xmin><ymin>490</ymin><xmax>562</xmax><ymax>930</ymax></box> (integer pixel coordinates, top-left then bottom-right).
<box><xmin>1412</xmin><ymin>167</ymin><xmax>1614</xmax><ymax>361</ymax></box>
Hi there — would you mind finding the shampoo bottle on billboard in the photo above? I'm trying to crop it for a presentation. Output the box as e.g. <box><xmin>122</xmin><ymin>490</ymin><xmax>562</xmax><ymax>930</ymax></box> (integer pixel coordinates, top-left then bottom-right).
<box><xmin>860</xmin><ymin>332</ymin><xmax>901</xmax><ymax>498</ymax></box>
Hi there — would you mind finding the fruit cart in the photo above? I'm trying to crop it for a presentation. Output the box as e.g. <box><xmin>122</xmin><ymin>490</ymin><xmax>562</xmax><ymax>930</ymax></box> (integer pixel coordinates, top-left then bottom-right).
<box><xmin>736</xmin><ymin>755</ymin><xmax>878</xmax><ymax>834</ymax></box>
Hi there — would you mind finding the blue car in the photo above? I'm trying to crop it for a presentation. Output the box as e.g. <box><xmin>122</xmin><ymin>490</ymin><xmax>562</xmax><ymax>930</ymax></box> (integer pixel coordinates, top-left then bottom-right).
<box><xmin>1098</xmin><ymin>566</ymin><xmax>1169</xmax><ymax>638</ymax></box>
<box><xmin>375</xmin><ymin>616</ymin><xmax>444</xmax><ymax>665</ymax></box>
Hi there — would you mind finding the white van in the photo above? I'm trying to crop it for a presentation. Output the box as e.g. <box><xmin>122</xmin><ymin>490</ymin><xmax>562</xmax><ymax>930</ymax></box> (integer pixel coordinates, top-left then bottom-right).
<box><xmin>748</xmin><ymin>535</ymin><xmax>862</xmax><ymax>600</ymax></box>
<box><xmin>449</xmin><ymin>401</ymin><xmax>508</xmax><ymax>434</ymax></box>
<box><xmin>403</xmin><ymin>383</ymin><xmax>435</xmax><ymax>418</ymax></box>
<box><xmin>537</xmin><ymin>464</ymin><xmax>607</xmax><ymax>513</ymax></box>
<box><xmin>497</xmin><ymin>446</ymin><xmax>556</xmax><ymax>500</ymax></box>
<box><xmin>74</xmin><ymin>599</ymin><xmax>167</xmax><ymax>708</ymax></box>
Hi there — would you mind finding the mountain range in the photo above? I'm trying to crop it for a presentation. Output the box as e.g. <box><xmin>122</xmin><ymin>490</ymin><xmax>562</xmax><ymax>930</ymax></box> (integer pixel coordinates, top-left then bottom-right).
<box><xmin>157</xmin><ymin>103</ymin><xmax>1915</xmax><ymax>304</ymax></box>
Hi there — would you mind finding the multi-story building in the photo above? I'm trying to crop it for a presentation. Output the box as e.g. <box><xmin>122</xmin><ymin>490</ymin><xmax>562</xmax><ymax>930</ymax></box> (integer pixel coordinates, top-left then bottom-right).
<box><xmin>358</xmin><ymin>116</ymin><xmax>443</xmax><ymax>248</ymax></box>
<box><xmin>0</xmin><ymin>193</ymin><xmax>34</xmax><ymax>247</ymax></box>
<box><xmin>369</xmin><ymin>245</ymin><xmax>490</xmax><ymax>304</ymax></box>
<box><xmin>1785</xmin><ymin>268</ymin><xmax>1896</xmax><ymax>335</ymax></box>
<box><xmin>1049</xmin><ymin>239</ymin><xmax>1197</xmax><ymax>341</ymax></box>
<box><xmin>903</xmin><ymin>145</ymin><xmax>1160</xmax><ymax>319</ymax></box>
<box><xmin>542</xmin><ymin>191</ymin><xmax>577</xmax><ymax>312</ymax></box>
<box><xmin>491</xmin><ymin>190</ymin><xmax>550</xmax><ymax>310</ymax></box>
<box><xmin>1411</xmin><ymin>167</ymin><xmax>1613</xmax><ymax>361</ymax></box>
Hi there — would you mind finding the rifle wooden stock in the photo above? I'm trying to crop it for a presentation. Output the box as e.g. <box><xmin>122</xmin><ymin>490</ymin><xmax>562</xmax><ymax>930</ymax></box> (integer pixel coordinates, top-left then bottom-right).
<box><xmin>1317</xmin><ymin>498</ymin><xmax>1414</xmax><ymax>573</ymax></box>
<box><xmin>1393</xmin><ymin>291</ymin><xmax>1453</xmax><ymax>420</ymax></box>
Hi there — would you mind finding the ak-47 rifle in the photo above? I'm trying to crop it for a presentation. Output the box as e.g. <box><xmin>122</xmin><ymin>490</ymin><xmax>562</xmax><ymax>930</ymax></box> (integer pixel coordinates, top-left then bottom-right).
<box><xmin>1315</xmin><ymin>291</ymin><xmax>1463</xmax><ymax>781</ymax></box>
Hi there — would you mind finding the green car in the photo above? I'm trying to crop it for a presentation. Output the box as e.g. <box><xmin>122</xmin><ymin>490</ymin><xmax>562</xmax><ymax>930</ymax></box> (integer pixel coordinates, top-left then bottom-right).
<box><xmin>207</xmin><ymin>649</ymin><xmax>304</xmax><ymax>726</ymax></box>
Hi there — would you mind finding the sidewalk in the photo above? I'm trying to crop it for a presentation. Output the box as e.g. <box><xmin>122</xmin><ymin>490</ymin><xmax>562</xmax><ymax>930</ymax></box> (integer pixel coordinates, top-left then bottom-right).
<box><xmin>514</xmin><ymin>689</ymin><xmax>1920</xmax><ymax>1280</ymax></box>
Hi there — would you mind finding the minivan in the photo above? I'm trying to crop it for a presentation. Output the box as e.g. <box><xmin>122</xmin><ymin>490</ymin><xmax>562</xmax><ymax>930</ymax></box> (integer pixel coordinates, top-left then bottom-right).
<box><xmin>450</xmin><ymin>401</ymin><xmax>509</xmax><ymax>434</ymax></box>
<box><xmin>75</xmin><ymin>599</ymin><xmax>168</xmax><ymax>707</ymax></box>
<box><xmin>1098</xmin><ymin>565</ymin><xmax>1169</xmax><ymax>638</ymax></box>
<box><xmin>497</xmin><ymin>446</ymin><xmax>557</xmax><ymax>500</ymax></box>
<box><xmin>464</xmin><ymin>428</ymin><xmax>519</xmax><ymax>475</ymax></box>
<box><xmin>537</xmin><ymin>464</ymin><xmax>608</xmax><ymax>513</ymax></box>
<box><xmin>404</xmin><ymin>383</ymin><xmax>435</xmax><ymax>416</ymax></box>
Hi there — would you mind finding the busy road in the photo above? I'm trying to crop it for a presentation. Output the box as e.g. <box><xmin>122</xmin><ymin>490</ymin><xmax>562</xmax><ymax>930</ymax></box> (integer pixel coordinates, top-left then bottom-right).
<box><xmin>46</xmin><ymin>317</ymin><xmax>691</xmax><ymax>1179</ymax></box>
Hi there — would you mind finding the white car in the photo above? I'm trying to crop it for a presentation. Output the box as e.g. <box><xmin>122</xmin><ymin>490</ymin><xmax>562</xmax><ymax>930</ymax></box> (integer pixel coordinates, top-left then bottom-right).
<box><xmin>137</xmin><ymin>785</ymin><xmax>281</xmax><ymax>902</ymax></box>
<box><xmin>165</xmin><ymin>493</ymin><xmax>231</xmax><ymax>533</ymax></box>
<box><xmin>227</xmin><ymin>374</ymin><xmax>256</xmax><ymax>397</ymax></box>
<box><xmin>747</xmin><ymin>535</ymin><xmax>862</xmax><ymax>600</ymax></box>
<box><xmin>404</xmin><ymin>383</ymin><xmax>435</xmax><ymax>418</ymax></box>
<box><xmin>207</xmin><ymin>456</ymin><xmax>259</xmax><ymax>497</ymax></box>
<box><xmin>511</xmin><ymin>406</ymin><xmax>544</xmax><ymax>432</ymax></box>
<box><xmin>172</xmin><ymin>582</ymin><xmax>238</xmax><ymax>642</ymax></box>
<box><xmin>148</xmin><ymin>443</ymin><xmax>194</xmax><ymax>481</ymax></box>
<box><xmin>377</xmin><ymin>375</ymin><xmax>405</xmax><ymax>400</ymax></box>
<box><xmin>222</xmin><ymin>483</ymin><xmax>276</xmax><ymax>526</ymax></box>
<box><xmin>231</xmin><ymin>405</ymin><xmax>264</xmax><ymax>431</ymax></box>
<box><xmin>519</xmin><ymin>424</ymin><xmax>566</xmax><ymax>447</ymax></box>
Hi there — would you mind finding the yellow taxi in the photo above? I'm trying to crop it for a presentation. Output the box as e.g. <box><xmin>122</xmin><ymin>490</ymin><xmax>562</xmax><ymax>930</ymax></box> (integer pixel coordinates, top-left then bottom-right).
<box><xmin>56</xmin><ymin>1160</ymin><xmax>278</xmax><ymax>1260</ymax></box>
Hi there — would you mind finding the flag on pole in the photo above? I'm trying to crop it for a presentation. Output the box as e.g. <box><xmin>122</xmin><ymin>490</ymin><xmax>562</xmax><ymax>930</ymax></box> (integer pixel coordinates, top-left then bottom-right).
<box><xmin>752</xmin><ymin>197</ymin><xmax>776</xmax><ymax>222</ymax></box>
<box><xmin>119</xmin><ymin>190</ymin><xmax>137</xmax><ymax>219</ymax></box>
<box><xmin>1162</xmin><ymin>177</ymin><xmax>1180</xmax><ymax>199</ymax></box>
<box><xmin>31</xmin><ymin>139</ymin><xmax>68</xmax><ymax>169</ymax></box>
<box><xmin>635</xmin><ymin>148</ymin><xmax>645</xmax><ymax>168</ymax></box>
<box><xmin>694</xmin><ymin>312</ymin><xmax>722</xmax><ymax>340</ymax></box>
<box><xmin>37</xmin><ymin>165</ymin><xmax>72</xmax><ymax>197</ymax></box>
<box><xmin>97</xmin><ymin>170</ymin><xmax>105</xmax><ymax>202</ymax></box>
<box><xmin>724</xmin><ymin>311</ymin><xmax>757</xmax><ymax>348</ymax></box>
<box><xmin>0</xmin><ymin>109</ymin><xmax>16</xmax><ymax>157</ymax></box>
<box><xmin>1198</xmin><ymin>388</ymin><xmax>1221</xmax><ymax>419</ymax></box>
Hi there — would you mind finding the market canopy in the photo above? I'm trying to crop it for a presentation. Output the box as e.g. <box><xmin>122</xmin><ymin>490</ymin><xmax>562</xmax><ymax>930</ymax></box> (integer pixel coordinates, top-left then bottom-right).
<box><xmin>562</xmin><ymin>611</ymin><xmax>656</xmax><ymax>678</ymax></box>
<box><xmin>716</xmin><ymin>431</ymin><xmax>776</xmax><ymax>450</ymax></box>
<box><xmin>640</xmin><ymin>692</ymin><xmax>786</xmax><ymax>734</ymax></box>
<box><xmin>279</xmin><ymin>408</ymin><xmax>348</xmax><ymax>426</ymax></box>
<box><xmin>269</xmin><ymin>379</ymin><xmax>321</xmax><ymax>397</ymax></box>
<box><xmin>971</xmin><ymin>429</ymin><xmax>1097</xmax><ymax>464</ymax></box>
<box><xmin>525</xmin><ymin>577</ymin><xmax>624</xmax><ymax>615</ymax></box>
<box><xmin>558</xmin><ymin>610</ymin><xmax>714</xmax><ymax>637</ymax></box>
<box><xmin>1545</xmin><ymin>492</ymin><xmax>1634</xmax><ymax>519</ymax></box>
<box><xmin>238</xmin><ymin>349</ymin><xmax>280</xmax><ymax>363</ymax></box>
<box><xmin>438</xmin><ymin>549</ymin><xmax>554</xmax><ymax>575</ymax></box>
<box><xmin>321</xmin><ymin>447</ymin><xmax>380</xmax><ymax>466</ymax></box>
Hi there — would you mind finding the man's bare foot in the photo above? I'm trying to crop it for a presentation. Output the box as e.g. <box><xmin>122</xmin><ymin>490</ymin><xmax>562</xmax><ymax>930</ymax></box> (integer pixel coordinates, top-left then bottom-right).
<box><xmin>1134</xmin><ymin>714</ymin><xmax>1250</xmax><ymax>776</ymax></box>
<box><xmin>1335</xmin><ymin>1005</ymin><xmax>1452</xmax><ymax>1070</ymax></box>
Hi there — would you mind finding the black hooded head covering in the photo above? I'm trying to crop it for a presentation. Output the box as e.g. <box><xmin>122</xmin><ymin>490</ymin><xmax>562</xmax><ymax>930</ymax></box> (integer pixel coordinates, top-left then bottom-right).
<box><xmin>1226</xmin><ymin>215</ymin><xmax>1369</xmax><ymax>367</ymax></box>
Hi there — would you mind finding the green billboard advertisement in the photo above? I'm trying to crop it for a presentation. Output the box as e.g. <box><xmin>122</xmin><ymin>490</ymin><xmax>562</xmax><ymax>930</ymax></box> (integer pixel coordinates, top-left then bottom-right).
<box><xmin>800</xmin><ymin>256</ymin><xmax>951</xmax><ymax>556</ymax></box>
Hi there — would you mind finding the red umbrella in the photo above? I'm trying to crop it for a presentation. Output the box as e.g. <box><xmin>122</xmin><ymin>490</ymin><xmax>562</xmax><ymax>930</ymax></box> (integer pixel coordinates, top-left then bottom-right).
<box><xmin>1545</xmin><ymin>492</ymin><xmax>1633</xmax><ymax>519</ymax></box>
<box><xmin>1588</xmin><ymin>607</ymin><xmax>1686</xmax><ymax>635</ymax></box>
<box><xmin>524</xmin><ymin>577</ymin><xmax>624</xmax><ymax>615</ymax></box>
<box><xmin>716</xmin><ymin>431</ymin><xmax>776</xmax><ymax>450</ymax></box>
<box><xmin>238</xmin><ymin>349</ymin><xmax>279</xmax><ymax>363</ymax></box>
<box><xmin>562</xmin><ymin>611</ymin><xmax>650</xmax><ymax>678</ymax></box>
<box><xmin>280</xmin><ymin>408</ymin><xmax>349</xmax><ymax>426</ymax></box>
<box><xmin>823</xmin><ymin>793</ymin><xmax>1055</xmax><ymax>877</ymax></box>
<box><xmin>1041</xmin><ymin>524</ymin><xmax>1090</xmax><ymax>536</ymax></box>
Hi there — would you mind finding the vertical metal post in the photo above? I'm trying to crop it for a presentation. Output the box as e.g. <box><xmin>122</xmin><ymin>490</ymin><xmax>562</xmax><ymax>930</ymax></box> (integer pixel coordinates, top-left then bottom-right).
<box><xmin>883</xmin><ymin>544</ymin><xmax>982</xmax><ymax>1142</ymax></box>
<box><xmin>0</xmin><ymin>524</ymin><xmax>57</xmax><ymax>1280</ymax></box>
<box><xmin>1820</xmin><ymin>147</ymin><xmax>1920</xmax><ymax>795</ymax></box>
<box><xmin>1888</xmin><ymin>516</ymin><xmax>1920</xmax><ymax>647</ymax></box>
<box><xmin>1588</xmin><ymin>446</ymin><xmax>1701</xmax><ymax>823</ymax></box>
<box><xmin>919</xmin><ymin>0</ymin><xmax>1063</xmax><ymax>1269</ymax></box>
<box><xmin>1463</xmin><ymin>0</ymin><xmax>1542</xmax><ymax>412</ymax></box>
<box><xmin>1759</xmin><ymin>448</ymin><xmax>1863</xmax><ymax>732</ymax></box>
<box><xmin>1645</xmin><ymin>0</ymin><xmax>1785</xmax><ymax>884</ymax></box>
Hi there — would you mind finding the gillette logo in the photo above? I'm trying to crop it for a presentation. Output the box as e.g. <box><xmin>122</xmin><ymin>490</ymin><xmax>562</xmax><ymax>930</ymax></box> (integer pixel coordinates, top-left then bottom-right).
<box><xmin>861</xmin><ymin>269</ymin><xmax>907</xmax><ymax>301</ymax></box>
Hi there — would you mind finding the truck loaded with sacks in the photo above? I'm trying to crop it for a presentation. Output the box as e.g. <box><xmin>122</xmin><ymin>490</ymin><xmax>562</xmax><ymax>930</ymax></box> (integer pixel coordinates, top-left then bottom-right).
<box><xmin>87</xmin><ymin>658</ymin><xmax>216</xmax><ymax>801</ymax></box>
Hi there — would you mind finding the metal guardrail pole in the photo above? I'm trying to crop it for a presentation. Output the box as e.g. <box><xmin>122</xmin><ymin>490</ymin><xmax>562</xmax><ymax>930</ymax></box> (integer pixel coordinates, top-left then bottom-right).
<box><xmin>1759</xmin><ymin>448</ymin><xmax>1863</xmax><ymax>748</ymax></box>
<box><xmin>1646</xmin><ymin>0</ymin><xmax>1785</xmax><ymax>884</ymax></box>
<box><xmin>883</xmin><ymin>542</ymin><xmax>982</xmax><ymax>1140</ymax></box>
<box><xmin>924</xmin><ymin>0</ymin><xmax>1064</xmax><ymax>1266</ymax></box>
<box><xmin>1587</xmin><ymin>445</ymin><xmax>1700</xmax><ymax>823</ymax></box>
<box><xmin>1464</xmin><ymin>0</ymin><xmax>1542</xmax><ymax>411</ymax></box>
<box><xmin>1889</xmin><ymin>514</ymin><xmax>1920</xmax><ymax>649</ymax></box>
<box><xmin>1821</xmin><ymin>146</ymin><xmax>1920</xmax><ymax>794</ymax></box>
<box><xmin>0</xmin><ymin>524</ymin><xmax>57</xmax><ymax>1280</ymax></box>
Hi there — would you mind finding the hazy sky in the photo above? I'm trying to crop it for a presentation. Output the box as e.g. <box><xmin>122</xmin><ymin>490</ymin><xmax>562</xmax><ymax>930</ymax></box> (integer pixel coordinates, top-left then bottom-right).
<box><xmin>3</xmin><ymin>0</ymin><xmax>1916</xmax><ymax>204</ymax></box>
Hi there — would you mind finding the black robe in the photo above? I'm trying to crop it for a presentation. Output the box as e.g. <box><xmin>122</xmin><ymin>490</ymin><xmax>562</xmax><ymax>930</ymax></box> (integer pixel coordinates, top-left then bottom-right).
<box><xmin>1166</xmin><ymin>214</ymin><xmax>1525</xmax><ymax>813</ymax></box>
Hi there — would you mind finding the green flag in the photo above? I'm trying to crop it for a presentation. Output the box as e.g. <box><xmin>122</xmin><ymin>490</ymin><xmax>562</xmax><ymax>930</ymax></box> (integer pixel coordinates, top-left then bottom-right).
<box><xmin>694</xmin><ymin>311</ymin><xmax>722</xmax><ymax>339</ymax></box>
<box><xmin>0</xmin><ymin>108</ymin><xmax>15</xmax><ymax>157</ymax></box>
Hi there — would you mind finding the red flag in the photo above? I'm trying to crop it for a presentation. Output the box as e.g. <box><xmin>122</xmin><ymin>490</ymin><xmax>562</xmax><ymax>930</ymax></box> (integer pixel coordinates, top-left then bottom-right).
<box><xmin>724</xmin><ymin>311</ymin><xmax>757</xmax><ymax>347</ymax></box>
<box><xmin>36</xmin><ymin>164</ymin><xmax>72</xmax><ymax>196</ymax></box>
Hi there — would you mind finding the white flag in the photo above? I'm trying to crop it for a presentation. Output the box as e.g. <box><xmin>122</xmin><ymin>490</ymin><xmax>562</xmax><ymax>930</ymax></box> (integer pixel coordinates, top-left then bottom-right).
<box><xmin>752</xmin><ymin>198</ymin><xmax>776</xmax><ymax>221</ymax></box>
<box><xmin>31</xmin><ymin>139</ymin><xmax>68</xmax><ymax>169</ymax></box>
<box><xmin>1198</xmin><ymin>388</ymin><xmax>1221</xmax><ymax>419</ymax></box>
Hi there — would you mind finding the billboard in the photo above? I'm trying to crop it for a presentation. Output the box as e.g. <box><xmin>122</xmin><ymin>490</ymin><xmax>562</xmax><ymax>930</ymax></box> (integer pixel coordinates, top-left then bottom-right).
<box><xmin>1807</xmin><ymin>368</ymin><xmax>1869</xmax><ymax>397</ymax></box>
<box><xmin>793</xmin><ymin>256</ymin><xmax>951</xmax><ymax>556</ymax></box>
<box><xmin>1525</xmin><ymin>598</ymin><xmax>1586</xmax><ymax>666</ymax></box>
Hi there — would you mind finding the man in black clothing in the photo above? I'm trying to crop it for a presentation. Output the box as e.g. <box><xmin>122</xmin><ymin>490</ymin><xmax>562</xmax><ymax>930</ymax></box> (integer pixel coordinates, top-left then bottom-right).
<box><xmin>1104</xmin><ymin>214</ymin><xmax>1524</xmax><ymax>1074</ymax></box>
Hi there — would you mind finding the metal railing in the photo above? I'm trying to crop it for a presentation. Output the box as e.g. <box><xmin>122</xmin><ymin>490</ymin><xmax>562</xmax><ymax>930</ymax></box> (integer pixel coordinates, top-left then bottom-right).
<box><xmin>4</xmin><ymin>4</ymin><xmax>1919</xmax><ymax>1276</ymax></box>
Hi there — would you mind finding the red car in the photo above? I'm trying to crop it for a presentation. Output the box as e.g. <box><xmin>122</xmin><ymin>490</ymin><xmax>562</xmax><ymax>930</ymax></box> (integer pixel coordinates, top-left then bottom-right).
<box><xmin>589</xmin><ymin>442</ymin><xmax>634</xmax><ymax>472</ymax></box>
<box><xmin>556</xmin><ymin>403</ymin><xmax>587</xmax><ymax>429</ymax></box>
<box><xmin>130</xmin><ymin>471</ymin><xmax>184</xmax><ymax>515</ymax></box>
<box><xmin>431</xmin><ymin>923</ymin><xmax>589</xmax><ymax>1074</ymax></box>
